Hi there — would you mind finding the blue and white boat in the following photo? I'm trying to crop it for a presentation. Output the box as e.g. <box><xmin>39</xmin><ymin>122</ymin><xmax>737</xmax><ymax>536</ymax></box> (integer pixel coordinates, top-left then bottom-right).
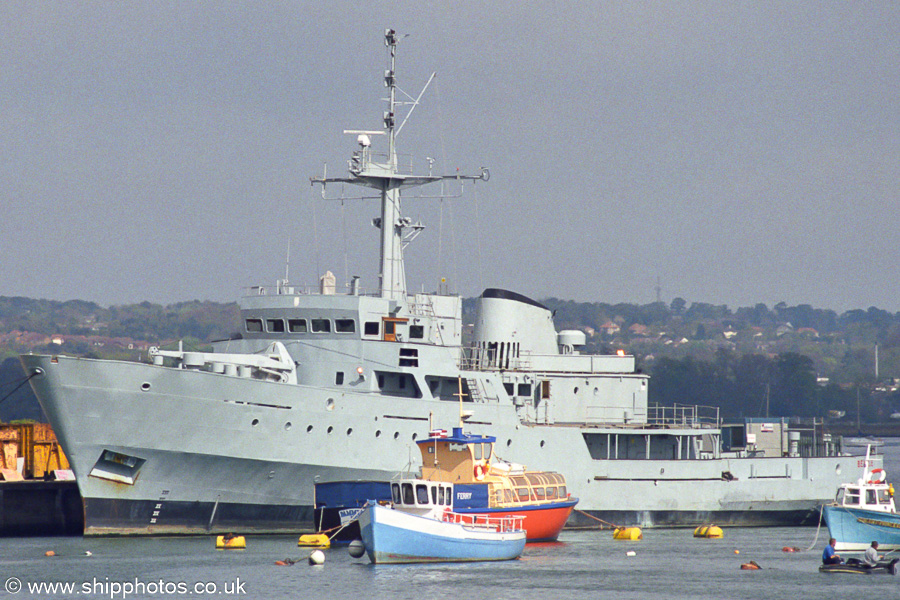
<box><xmin>357</xmin><ymin>478</ymin><xmax>526</xmax><ymax>564</ymax></box>
<box><xmin>823</xmin><ymin>446</ymin><xmax>899</xmax><ymax>551</ymax></box>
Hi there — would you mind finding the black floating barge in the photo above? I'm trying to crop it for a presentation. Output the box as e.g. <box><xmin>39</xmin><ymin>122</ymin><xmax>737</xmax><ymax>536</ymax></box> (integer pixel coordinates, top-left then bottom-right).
<box><xmin>0</xmin><ymin>480</ymin><xmax>83</xmax><ymax>536</ymax></box>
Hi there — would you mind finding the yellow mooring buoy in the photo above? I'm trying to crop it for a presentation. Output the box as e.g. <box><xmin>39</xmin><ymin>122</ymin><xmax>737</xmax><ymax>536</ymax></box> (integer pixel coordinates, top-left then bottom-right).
<box><xmin>612</xmin><ymin>526</ymin><xmax>643</xmax><ymax>540</ymax></box>
<box><xmin>215</xmin><ymin>534</ymin><xmax>246</xmax><ymax>549</ymax></box>
<box><xmin>693</xmin><ymin>525</ymin><xmax>723</xmax><ymax>539</ymax></box>
<box><xmin>298</xmin><ymin>533</ymin><xmax>331</xmax><ymax>548</ymax></box>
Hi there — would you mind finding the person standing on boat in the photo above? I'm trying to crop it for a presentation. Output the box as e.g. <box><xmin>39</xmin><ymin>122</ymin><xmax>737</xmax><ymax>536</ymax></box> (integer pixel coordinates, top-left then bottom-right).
<box><xmin>863</xmin><ymin>541</ymin><xmax>881</xmax><ymax>568</ymax></box>
<box><xmin>822</xmin><ymin>538</ymin><xmax>843</xmax><ymax>565</ymax></box>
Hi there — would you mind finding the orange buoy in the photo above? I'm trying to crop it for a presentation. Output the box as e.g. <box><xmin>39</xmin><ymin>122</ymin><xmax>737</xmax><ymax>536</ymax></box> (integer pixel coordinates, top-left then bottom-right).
<box><xmin>740</xmin><ymin>561</ymin><xmax>761</xmax><ymax>570</ymax></box>
<box><xmin>44</xmin><ymin>550</ymin><xmax>56</xmax><ymax>557</ymax></box>
<box><xmin>782</xmin><ymin>546</ymin><xmax>800</xmax><ymax>553</ymax></box>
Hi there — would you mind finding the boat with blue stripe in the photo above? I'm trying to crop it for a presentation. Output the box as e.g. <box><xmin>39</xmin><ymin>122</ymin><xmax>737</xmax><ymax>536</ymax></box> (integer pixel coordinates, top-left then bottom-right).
<box><xmin>357</xmin><ymin>480</ymin><xmax>525</xmax><ymax>564</ymax></box>
<box><xmin>823</xmin><ymin>445</ymin><xmax>900</xmax><ymax>551</ymax></box>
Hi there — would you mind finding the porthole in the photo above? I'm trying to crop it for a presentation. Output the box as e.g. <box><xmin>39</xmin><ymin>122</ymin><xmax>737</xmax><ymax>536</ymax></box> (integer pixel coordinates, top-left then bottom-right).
<box><xmin>251</xmin><ymin>419</ymin><xmax>259</xmax><ymax>427</ymax></box>
<box><xmin>835</xmin><ymin>464</ymin><xmax>842</xmax><ymax>476</ymax></box>
<box><xmin>506</xmin><ymin>439</ymin><xmax>512</xmax><ymax>447</ymax></box>
<box><xmin>326</xmin><ymin>398</ymin><xmax>335</xmax><ymax>411</ymax></box>
<box><xmin>375</xmin><ymin>430</ymin><xmax>381</xmax><ymax>438</ymax></box>
<box><xmin>284</xmin><ymin>422</ymin><xmax>292</xmax><ymax>431</ymax></box>
<box><xmin>411</xmin><ymin>433</ymin><xmax>417</xmax><ymax>441</ymax></box>
<box><xmin>573</xmin><ymin>386</ymin><xmax>579</xmax><ymax>395</ymax></box>
<box><xmin>268</xmin><ymin>471</ymin><xmax>275</xmax><ymax>479</ymax></box>
<box><xmin>540</xmin><ymin>440</ymin><xmax>545</xmax><ymax>448</ymax></box>
<box><xmin>394</xmin><ymin>432</ymin><xmax>400</xmax><ymax>440</ymax></box>
<box><xmin>306</xmin><ymin>425</ymin><xmax>313</xmax><ymax>433</ymax></box>
<box><xmin>327</xmin><ymin>426</ymin><xmax>334</xmax><ymax>434</ymax></box>
<box><xmin>140</xmin><ymin>382</ymin><xmax>151</xmax><ymax>392</ymax></box>
<box><xmin>660</xmin><ymin>468</ymin><xmax>665</xmax><ymax>475</ymax></box>
<box><xmin>347</xmin><ymin>428</ymin><xmax>353</xmax><ymax>436</ymax></box>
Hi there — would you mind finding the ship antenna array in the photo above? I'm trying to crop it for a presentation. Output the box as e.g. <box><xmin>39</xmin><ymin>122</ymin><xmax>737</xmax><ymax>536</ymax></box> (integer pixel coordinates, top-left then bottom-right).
<box><xmin>309</xmin><ymin>29</ymin><xmax>488</xmax><ymax>301</ymax></box>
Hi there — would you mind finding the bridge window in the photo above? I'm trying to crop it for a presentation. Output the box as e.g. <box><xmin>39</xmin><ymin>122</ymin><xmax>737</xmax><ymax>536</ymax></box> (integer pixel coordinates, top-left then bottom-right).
<box><xmin>335</xmin><ymin>372</ymin><xmax>344</xmax><ymax>385</ymax></box>
<box><xmin>335</xmin><ymin>319</ymin><xmax>355</xmax><ymax>333</ymax></box>
<box><xmin>289</xmin><ymin>319</ymin><xmax>307</xmax><ymax>333</ymax></box>
<box><xmin>311</xmin><ymin>319</ymin><xmax>331</xmax><ymax>333</ymax></box>
<box><xmin>410</xmin><ymin>325</ymin><xmax>424</xmax><ymax>339</ymax></box>
<box><xmin>364</xmin><ymin>322</ymin><xmax>379</xmax><ymax>336</ymax></box>
<box><xmin>266</xmin><ymin>318</ymin><xmax>285</xmax><ymax>333</ymax></box>
<box><xmin>245</xmin><ymin>319</ymin><xmax>263</xmax><ymax>333</ymax></box>
<box><xmin>517</xmin><ymin>383</ymin><xmax>532</xmax><ymax>397</ymax></box>
<box><xmin>391</xmin><ymin>483</ymin><xmax>401</xmax><ymax>504</ymax></box>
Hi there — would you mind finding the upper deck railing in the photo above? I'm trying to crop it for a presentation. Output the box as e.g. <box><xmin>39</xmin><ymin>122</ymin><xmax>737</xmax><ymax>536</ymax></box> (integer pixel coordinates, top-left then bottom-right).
<box><xmin>242</xmin><ymin>283</ymin><xmax>457</xmax><ymax>300</ymax></box>
<box><xmin>647</xmin><ymin>403</ymin><xmax>721</xmax><ymax>428</ymax></box>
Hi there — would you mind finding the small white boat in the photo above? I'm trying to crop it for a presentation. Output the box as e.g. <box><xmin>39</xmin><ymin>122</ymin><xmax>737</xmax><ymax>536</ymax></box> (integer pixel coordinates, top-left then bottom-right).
<box><xmin>842</xmin><ymin>436</ymin><xmax>884</xmax><ymax>448</ymax></box>
<box><xmin>823</xmin><ymin>445</ymin><xmax>899</xmax><ymax>551</ymax></box>
<box><xmin>357</xmin><ymin>478</ymin><xmax>525</xmax><ymax>564</ymax></box>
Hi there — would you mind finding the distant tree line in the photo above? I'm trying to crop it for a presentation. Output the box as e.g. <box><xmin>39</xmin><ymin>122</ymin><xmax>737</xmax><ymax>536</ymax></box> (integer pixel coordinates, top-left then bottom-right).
<box><xmin>648</xmin><ymin>349</ymin><xmax>898</xmax><ymax>422</ymax></box>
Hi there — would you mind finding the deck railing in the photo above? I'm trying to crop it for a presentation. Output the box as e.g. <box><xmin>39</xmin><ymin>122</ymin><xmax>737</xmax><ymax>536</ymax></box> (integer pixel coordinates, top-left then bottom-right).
<box><xmin>441</xmin><ymin>511</ymin><xmax>524</xmax><ymax>533</ymax></box>
<box><xmin>647</xmin><ymin>403</ymin><xmax>721</xmax><ymax>428</ymax></box>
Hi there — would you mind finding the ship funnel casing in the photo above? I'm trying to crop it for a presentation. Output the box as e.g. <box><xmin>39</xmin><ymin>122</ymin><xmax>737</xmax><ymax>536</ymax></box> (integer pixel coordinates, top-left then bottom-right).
<box><xmin>473</xmin><ymin>289</ymin><xmax>559</xmax><ymax>356</ymax></box>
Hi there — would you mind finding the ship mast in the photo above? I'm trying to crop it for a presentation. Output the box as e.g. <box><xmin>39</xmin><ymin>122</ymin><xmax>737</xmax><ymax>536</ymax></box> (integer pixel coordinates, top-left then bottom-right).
<box><xmin>311</xmin><ymin>29</ymin><xmax>488</xmax><ymax>302</ymax></box>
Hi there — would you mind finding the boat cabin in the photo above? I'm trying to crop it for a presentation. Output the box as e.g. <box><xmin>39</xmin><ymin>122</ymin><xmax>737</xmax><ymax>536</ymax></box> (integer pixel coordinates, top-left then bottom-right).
<box><xmin>417</xmin><ymin>427</ymin><xmax>571</xmax><ymax>510</ymax></box>
<box><xmin>418</xmin><ymin>427</ymin><xmax>495</xmax><ymax>484</ymax></box>
<box><xmin>835</xmin><ymin>466</ymin><xmax>896</xmax><ymax>514</ymax></box>
<box><xmin>836</xmin><ymin>483</ymin><xmax>895</xmax><ymax>514</ymax></box>
<box><xmin>390</xmin><ymin>479</ymin><xmax>454</xmax><ymax>519</ymax></box>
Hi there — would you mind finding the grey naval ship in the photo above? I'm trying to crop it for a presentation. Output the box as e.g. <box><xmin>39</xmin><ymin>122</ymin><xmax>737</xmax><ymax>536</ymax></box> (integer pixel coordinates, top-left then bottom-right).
<box><xmin>23</xmin><ymin>30</ymin><xmax>859</xmax><ymax>536</ymax></box>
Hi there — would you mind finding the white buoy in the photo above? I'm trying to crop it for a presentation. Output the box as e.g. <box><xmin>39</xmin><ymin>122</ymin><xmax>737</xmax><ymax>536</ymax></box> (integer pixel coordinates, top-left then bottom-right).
<box><xmin>348</xmin><ymin>540</ymin><xmax>365</xmax><ymax>558</ymax></box>
<box><xmin>308</xmin><ymin>549</ymin><xmax>325</xmax><ymax>565</ymax></box>
<box><xmin>626</xmin><ymin>550</ymin><xmax>637</xmax><ymax>557</ymax></box>
<box><xmin>84</xmin><ymin>551</ymin><xmax>93</xmax><ymax>557</ymax></box>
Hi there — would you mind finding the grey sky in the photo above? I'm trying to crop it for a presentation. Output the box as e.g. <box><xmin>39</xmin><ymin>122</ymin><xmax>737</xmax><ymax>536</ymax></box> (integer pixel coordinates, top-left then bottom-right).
<box><xmin>2</xmin><ymin>2</ymin><xmax>898</xmax><ymax>312</ymax></box>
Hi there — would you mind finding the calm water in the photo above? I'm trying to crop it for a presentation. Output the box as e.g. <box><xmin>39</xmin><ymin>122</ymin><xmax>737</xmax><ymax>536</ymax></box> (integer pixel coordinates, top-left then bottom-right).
<box><xmin>2</xmin><ymin>443</ymin><xmax>898</xmax><ymax>600</ymax></box>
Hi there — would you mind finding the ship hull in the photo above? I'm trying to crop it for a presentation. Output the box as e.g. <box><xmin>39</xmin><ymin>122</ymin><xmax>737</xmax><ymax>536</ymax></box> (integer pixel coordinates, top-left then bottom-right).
<box><xmin>22</xmin><ymin>354</ymin><xmax>860</xmax><ymax>536</ymax></box>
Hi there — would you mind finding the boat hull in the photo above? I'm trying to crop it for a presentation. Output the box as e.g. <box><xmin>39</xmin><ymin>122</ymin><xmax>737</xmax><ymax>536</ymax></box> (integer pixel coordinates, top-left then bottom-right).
<box><xmin>449</xmin><ymin>499</ymin><xmax>577</xmax><ymax>542</ymax></box>
<box><xmin>21</xmin><ymin>354</ymin><xmax>862</xmax><ymax>536</ymax></box>
<box><xmin>357</xmin><ymin>504</ymin><xmax>525</xmax><ymax>564</ymax></box>
<box><xmin>823</xmin><ymin>505</ymin><xmax>900</xmax><ymax>551</ymax></box>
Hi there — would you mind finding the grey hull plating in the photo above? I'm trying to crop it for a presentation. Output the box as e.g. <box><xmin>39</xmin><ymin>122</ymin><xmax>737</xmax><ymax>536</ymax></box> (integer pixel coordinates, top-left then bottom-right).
<box><xmin>23</xmin><ymin>353</ymin><xmax>856</xmax><ymax>535</ymax></box>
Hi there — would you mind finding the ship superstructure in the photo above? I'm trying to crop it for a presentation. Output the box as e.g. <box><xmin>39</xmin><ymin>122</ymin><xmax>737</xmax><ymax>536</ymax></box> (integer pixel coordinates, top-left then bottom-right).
<box><xmin>22</xmin><ymin>30</ymin><xmax>858</xmax><ymax>535</ymax></box>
